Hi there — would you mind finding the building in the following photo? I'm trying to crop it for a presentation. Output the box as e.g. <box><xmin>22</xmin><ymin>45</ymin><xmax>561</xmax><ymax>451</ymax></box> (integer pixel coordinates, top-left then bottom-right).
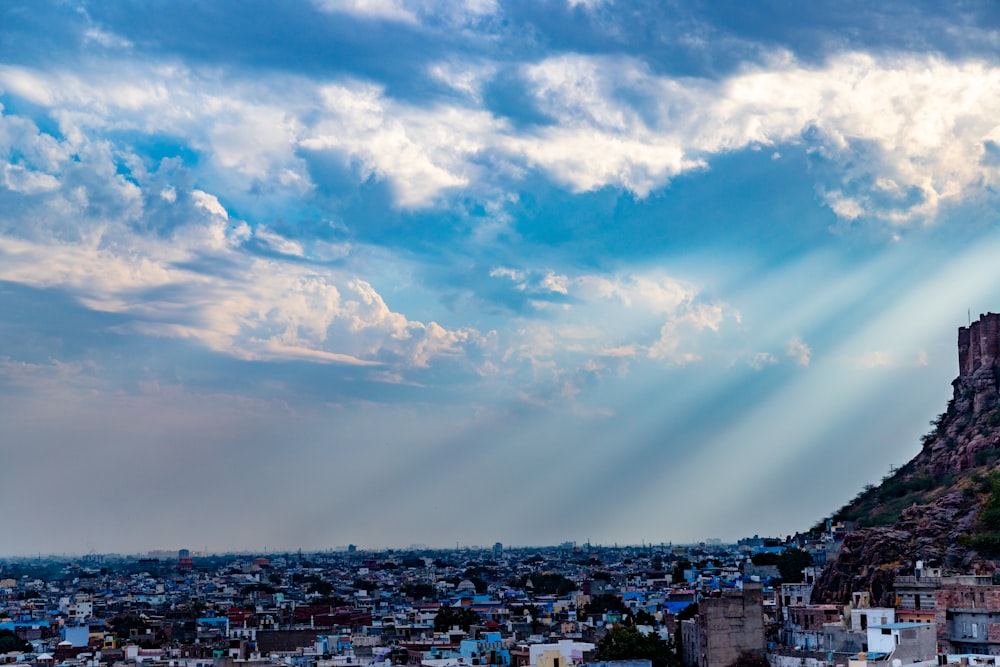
<box><xmin>864</xmin><ymin>622</ymin><xmax>936</xmax><ymax>663</ymax></box>
<box><xmin>682</xmin><ymin>583</ymin><xmax>765</xmax><ymax>667</ymax></box>
<box><xmin>934</xmin><ymin>579</ymin><xmax>1000</xmax><ymax>655</ymax></box>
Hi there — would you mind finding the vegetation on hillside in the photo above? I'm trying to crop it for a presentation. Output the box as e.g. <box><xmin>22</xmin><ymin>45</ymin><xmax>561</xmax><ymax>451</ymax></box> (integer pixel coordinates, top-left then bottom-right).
<box><xmin>814</xmin><ymin>399</ymin><xmax>1000</xmax><ymax>556</ymax></box>
<box><xmin>816</xmin><ymin>411</ymin><xmax>957</xmax><ymax>529</ymax></box>
<box><xmin>962</xmin><ymin>472</ymin><xmax>1000</xmax><ymax>557</ymax></box>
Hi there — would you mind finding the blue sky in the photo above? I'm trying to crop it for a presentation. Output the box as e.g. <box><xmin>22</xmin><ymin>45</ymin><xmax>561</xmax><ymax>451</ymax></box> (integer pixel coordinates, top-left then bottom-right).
<box><xmin>3</xmin><ymin>0</ymin><xmax>1000</xmax><ymax>554</ymax></box>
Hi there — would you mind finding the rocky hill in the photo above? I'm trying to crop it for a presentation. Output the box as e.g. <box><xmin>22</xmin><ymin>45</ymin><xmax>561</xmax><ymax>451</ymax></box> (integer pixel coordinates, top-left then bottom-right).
<box><xmin>812</xmin><ymin>312</ymin><xmax>1000</xmax><ymax>606</ymax></box>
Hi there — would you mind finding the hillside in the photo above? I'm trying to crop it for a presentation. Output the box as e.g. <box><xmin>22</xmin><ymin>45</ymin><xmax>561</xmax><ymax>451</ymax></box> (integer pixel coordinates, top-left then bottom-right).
<box><xmin>812</xmin><ymin>312</ymin><xmax>1000</xmax><ymax>605</ymax></box>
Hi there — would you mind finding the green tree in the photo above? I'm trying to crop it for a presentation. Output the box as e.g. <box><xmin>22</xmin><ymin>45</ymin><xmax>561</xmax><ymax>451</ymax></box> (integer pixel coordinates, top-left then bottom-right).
<box><xmin>634</xmin><ymin>609</ymin><xmax>657</xmax><ymax>627</ymax></box>
<box><xmin>726</xmin><ymin>652</ymin><xmax>769</xmax><ymax>667</ymax></box>
<box><xmin>750</xmin><ymin>553</ymin><xmax>778</xmax><ymax>566</ymax></box>
<box><xmin>527</xmin><ymin>572</ymin><xmax>576</xmax><ymax>596</ymax></box>
<box><xmin>308</xmin><ymin>579</ymin><xmax>334</xmax><ymax>596</ymax></box>
<box><xmin>109</xmin><ymin>614</ymin><xmax>147</xmax><ymax>637</ymax></box>
<box><xmin>594</xmin><ymin>625</ymin><xmax>676</xmax><ymax>667</ymax></box>
<box><xmin>311</xmin><ymin>595</ymin><xmax>351</xmax><ymax>607</ymax></box>
<box><xmin>401</xmin><ymin>583</ymin><xmax>436</xmax><ymax>600</ymax></box>
<box><xmin>352</xmin><ymin>579</ymin><xmax>377</xmax><ymax>593</ymax></box>
<box><xmin>671</xmin><ymin>560</ymin><xmax>691</xmax><ymax>584</ymax></box>
<box><xmin>776</xmin><ymin>548</ymin><xmax>813</xmax><ymax>584</ymax></box>
<box><xmin>675</xmin><ymin>603</ymin><xmax>698</xmax><ymax>622</ymax></box>
<box><xmin>585</xmin><ymin>594</ymin><xmax>627</xmax><ymax>617</ymax></box>
<box><xmin>0</xmin><ymin>629</ymin><xmax>30</xmax><ymax>653</ymax></box>
<box><xmin>433</xmin><ymin>605</ymin><xmax>481</xmax><ymax>632</ymax></box>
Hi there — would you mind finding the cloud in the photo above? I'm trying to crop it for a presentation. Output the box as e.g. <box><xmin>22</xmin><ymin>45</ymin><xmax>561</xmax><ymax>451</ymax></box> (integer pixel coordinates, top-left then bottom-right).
<box><xmin>648</xmin><ymin>301</ymin><xmax>733</xmax><ymax>364</ymax></box>
<box><xmin>858</xmin><ymin>349</ymin><xmax>892</xmax><ymax>368</ymax></box>
<box><xmin>567</xmin><ymin>0</ymin><xmax>612</xmax><ymax>8</ymax></box>
<box><xmin>748</xmin><ymin>352</ymin><xmax>778</xmax><ymax>370</ymax></box>
<box><xmin>518</xmin><ymin>52</ymin><xmax>1000</xmax><ymax>223</ymax></box>
<box><xmin>254</xmin><ymin>227</ymin><xmax>305</xmax><ymax>257</ymax></box>
<box><xmin>301</xmin><ymin>81</ymin><xmax>504</xmax><ymax>207</ymax></box>
<box><xmin>0</xmin><ymin>104</ymin><xmax>484</xmax><ymax>373</ymax></box>
<box><xmin>787</xmin><ymin>335</ymin><xmax>811</xmax><ymax>367</ymax></box>
<box><xmin>312</xmin><ymin>0</ymin><xmax>498</xmax><ymax>26</ymax></box>
<box><xmin>5</xmin><ymin>49</ymin><xmax>1000</xmax><ymax>226</ymax></box>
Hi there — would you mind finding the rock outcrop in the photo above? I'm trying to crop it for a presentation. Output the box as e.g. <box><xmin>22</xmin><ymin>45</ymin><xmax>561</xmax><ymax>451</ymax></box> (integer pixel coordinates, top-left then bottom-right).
<box><xmin>812</xmin><ymin>313</ymin><xmax>1000</xmax><ymax>604</ymax></box>
<box><xmin>813</xmin><ymin>493</ymin><xmax>983</xmax><ymax>605</ymax></box>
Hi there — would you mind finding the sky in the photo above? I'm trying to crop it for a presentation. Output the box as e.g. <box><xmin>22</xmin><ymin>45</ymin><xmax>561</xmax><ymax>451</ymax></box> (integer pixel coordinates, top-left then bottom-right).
<box><xmin>3</xmin><ymin>1</ymin><xmax>1000</xmax><ymax>556</ymax></box>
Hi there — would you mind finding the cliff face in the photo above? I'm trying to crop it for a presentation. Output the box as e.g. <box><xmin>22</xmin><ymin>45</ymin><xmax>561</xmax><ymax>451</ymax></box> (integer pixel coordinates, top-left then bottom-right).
<box><xmin>813</xmin><ymin>313</ymin><xmax>1000</xmax><ymax>605</ymax></box>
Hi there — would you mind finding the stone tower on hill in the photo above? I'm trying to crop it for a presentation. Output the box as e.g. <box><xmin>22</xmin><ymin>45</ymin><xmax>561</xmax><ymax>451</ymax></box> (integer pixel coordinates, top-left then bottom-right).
<box><xmin>957</xmin><ymin>312</ymin><xmax>1000</xmax><ymax>415</ymax></box>
<box><xmin>959</xmin><ymin>312</ymin><xmax>1000</xmax><ymax>377</ymax></box>
<box><xmin>813</xmin><ymin>312</ymin><xmax>1000</xmax><ymax>606</ymax></box>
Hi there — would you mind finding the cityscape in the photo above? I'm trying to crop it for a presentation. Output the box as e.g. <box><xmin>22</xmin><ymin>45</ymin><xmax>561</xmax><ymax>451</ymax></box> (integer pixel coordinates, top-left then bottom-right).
<box><xmin>8</xmin><ymin>2</ymin><xmax>1000</xmax><ymax>667</ymax></box>
<box><xmin>0</xmin><ymin>523</ymin><xmax>992</xmax><ymax>667</ymax></box>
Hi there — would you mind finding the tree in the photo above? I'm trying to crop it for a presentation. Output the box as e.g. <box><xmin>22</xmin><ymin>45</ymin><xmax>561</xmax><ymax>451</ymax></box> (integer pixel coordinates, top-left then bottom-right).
<box><xmin>525</xmin><ymin>572</ymin><xmax>576</xmax><ymax>596</ymax></box>
<box><xmin>109</xmin><ymin>614</ymin><xmax>147</xmax><ymax>637</ymax></box>
<box><xmin>594</xmin><ymin>625</ymin><xmax>677</xmax><ymax>667</ymax></box>
<box><xmin>308</xmin><ymin>579</ymin><xmax>334</xmax><ymax>596</ymax></box>
<box><xmin>671</xmin><ymin>560</ymin><xmax>691</xmax><ymax>584</ymax></box>
<box><xmin>311</xmin><ymin>595</ymin><xmax>351</xmax><ymax>607</ymax></box>
<box><xmin>726</xmin><ymin>652</ymin><xmax>769</xmax><ymax>667</ymax></box>
<box><xmin>0</xmin><ymin>629</ymin><xmax>30</xmax><ymax>653</ymax></box>
<box><xmin>750</xmin><ymin>553</ymin><xmax>778</xmax><ymax>566</ymax></box>
<box><xmin>634</xmin><ymin>609</ymin><xmax>657</xmax><ymax>627</ymax></box>
<box><xmin>584</xmin><ymin>594</ymin><xmax>627</xmax><ymax>617</ymax></box>
<box><xmin>433</xmin><ymin>605</ymin><xmax>481</xmax><ymax>632</ymax></box>
<box><xmin>401</xmin><ymin>583</ymin><xmax>436</xmax><ymax>601</ymax></box>
<box><xmin>775</xmin><ymin>548</ymin><xmax>813</xmax><ymax>584</ymax></box>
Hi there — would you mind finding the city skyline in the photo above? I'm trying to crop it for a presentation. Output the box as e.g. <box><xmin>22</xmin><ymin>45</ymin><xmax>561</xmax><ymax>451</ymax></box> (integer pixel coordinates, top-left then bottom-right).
<box><xmin>3</xmin><ymin>1</ymin><xmax>1000</xmax><ymax>554</ymax></box>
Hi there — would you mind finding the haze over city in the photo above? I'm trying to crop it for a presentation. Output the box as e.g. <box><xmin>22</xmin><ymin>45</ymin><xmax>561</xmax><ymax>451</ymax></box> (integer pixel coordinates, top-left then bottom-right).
<box><xmin>4</xmin><ymin>1</ymin><xmax>1000</xmax><ymax>555</ymax></box>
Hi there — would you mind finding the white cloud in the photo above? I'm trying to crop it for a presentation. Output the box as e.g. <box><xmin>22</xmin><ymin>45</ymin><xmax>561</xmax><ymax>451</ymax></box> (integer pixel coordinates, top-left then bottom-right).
<box><xmin>2</xmin><ymin>163</ymin><xmax>59</xmax><ymax>193</ymax></box>
<box><xmin>254</xmin><ymin>227</ymin><xmax>305</xmax><ymax>257</ymax></box>
<box><xmin>5</xmin><ymin>51</ymin><xmax>1000</xmax><ymax>222</ymax></box>
<box><xmin>428</xmin><ymin>61</ymin><xmax>496</xmax><ymax>102</ymax></box>
<box><xmin>518</xmin><ymin>52</ymin><xmax>1000</xmax><ymax>222</ymax></box>
<box><xmin>191</xmin><ymin>189</ymin><xmax>229</xmax><ymax>219</ymax></box>
<box><xmin>648</xmin><ymin>302</ymin><xmax>732</xmax><ymax>363</ymax></box>
<box><xmin>312</xmin><ymin>0</ymin><xmax>497</xmax><ymax>25</ymax></box>
<box><xmin>748</xmin><ymin>352</ymin><xmax>778</xmax><ymax>370</ymax></box>
<box><xmin>567</xmin><ymin>0</ymin><xmax>611</xmax><ymax>8</ymax></box>
<box><xmin>487</xmin><ymin>264</ymin><xmax>738</xmax><ymax>377</ymax></box>
<box><xmin>302</xmin><ymin>82</ymin><xmax>503</xmax><ymax>207</ymax></box>
<box><xmin>82</xmin><ymin>27</ymin><xmax>133</xmax><ymax>50</ymax></box>
<box><xmin>0</xmin><ymin>109</ymin><xmax>484</xmax><ymax>372</ymax></box>
<box><xmin>858</xmin><ymin>350</ymin><xmax>892</xmax><ymax>369</ymax></box>
<box><xmin>787</xmin><ymin>336</ymin><xmax>811</xmax><ymax>367</ymax></box>
<box><xmin>314</xmin><ymin>0</ymin><xmax>419</xmax><ymax>23</ymax></box>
